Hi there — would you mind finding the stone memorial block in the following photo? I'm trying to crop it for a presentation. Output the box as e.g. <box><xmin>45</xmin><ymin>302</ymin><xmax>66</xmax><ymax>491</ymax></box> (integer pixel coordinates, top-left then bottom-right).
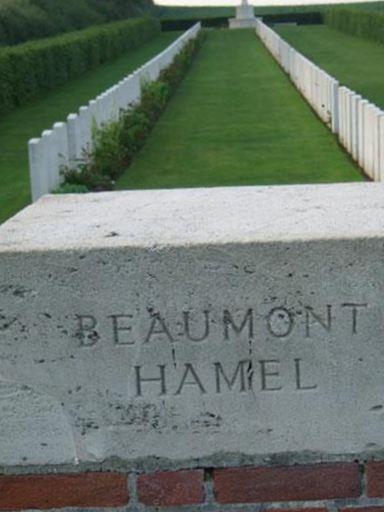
<box><xmin>229</xmin><ymin>0</ymin><xmax>257</xmax><ymax>29</ymax></box>
<box><xmin>1</xmin><ymin>183</ymin><xmax>384</xmax><ymax>467</ymax></box>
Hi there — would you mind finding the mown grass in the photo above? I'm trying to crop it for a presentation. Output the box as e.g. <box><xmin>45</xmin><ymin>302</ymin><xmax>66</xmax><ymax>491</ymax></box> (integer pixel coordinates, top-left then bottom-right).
<box><xmin>117</xmin><ymin>29</ymin><xmax>361</xmax><ymax>192</ymax></box>
<box><xmin>0</xmin><ymin>31</ymin><xmax>180</xmax><ymax>225</ymax></box>
<box><xmin>275</xmin><ymin>24</ymin><xmax>384</xmax><ymax>110</ymax></box>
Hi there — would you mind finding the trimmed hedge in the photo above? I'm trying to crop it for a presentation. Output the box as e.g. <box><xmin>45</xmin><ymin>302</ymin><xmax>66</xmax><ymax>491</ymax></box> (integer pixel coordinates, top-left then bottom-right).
<box><xmin>0</xmin><ymin>0</ymin><xmax>155</xmax><ymax>46</ymax></box>
<box><xmin>162</xmin><ymin>17</ymin><xmax>228</xmax><ymax>31</ymax></box>
<box><xmin>264</xmin><ymin>12</ymin><xmax>323</xmax><ymax>25</ymax></box>
<box><xmin>325</xmin><ymin>7</ymin><xmax>384</xmax><ymax>44</ymax></box>
<box><xmin>0</xmin><ymin>17</ymin><xmax>160</xmax><ymax>114</ymax></box>
<box><xmin>158</xmin><ymin>6</ymin><xmax>234</xmax><ymax>19</ymax></box>
<box><xmin>161</xmin><ymin>12</ymin><xmax>323</xmax><ymax>31</ymax></box>
<box><xmin>60</xmin><ymin>33</ymin><xmax>204</xmax><ymax>192</ymax></box>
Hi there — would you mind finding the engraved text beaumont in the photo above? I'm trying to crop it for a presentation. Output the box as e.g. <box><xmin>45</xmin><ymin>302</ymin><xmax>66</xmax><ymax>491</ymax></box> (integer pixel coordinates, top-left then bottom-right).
<box><xmin>75</xmin><ymin>302</ymin><xmax>368</xmax><ymax>346</ymax></box>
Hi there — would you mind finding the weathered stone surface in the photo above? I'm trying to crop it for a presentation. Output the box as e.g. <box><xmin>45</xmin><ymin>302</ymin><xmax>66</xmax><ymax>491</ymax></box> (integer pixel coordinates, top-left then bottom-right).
<box><xmin>1</xmin><ymin>183</ymin><xmax>384</xmax><ymax>466</ymax></box>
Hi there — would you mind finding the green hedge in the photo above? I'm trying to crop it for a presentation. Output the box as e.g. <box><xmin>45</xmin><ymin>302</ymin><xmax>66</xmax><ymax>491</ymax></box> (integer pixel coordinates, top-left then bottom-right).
<box><xmin>324</xmin><ymin>7</ymin><xmax>384</xmax><ymax>44</ymax></box>
<box><xmin>264</xmin><ymin>12</ymin><xmax>323</xmax><ymax>24</ymax></box>
<box><xmin>161</xmin><ymin>17</ymin><xmax>228</xmax><ymax>31</ymax></box>
<box><xmin>0</xmin><ymin>0</ymin><xmax>155</xmax><ymax>46</ymax></box>
<box><xmin>0</xmin><ymin>17</ymin><xmax>160</xmax><ymax>114</ymax></box>
<box><xmin>161</xmin><ymin>12</ymin><xmax>323</xmax><ymax>31</ymax></box>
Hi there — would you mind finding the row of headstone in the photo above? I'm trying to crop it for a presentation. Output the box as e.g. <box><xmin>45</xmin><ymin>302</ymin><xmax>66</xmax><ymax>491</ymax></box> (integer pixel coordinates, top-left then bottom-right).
<box><xmin>28</xmin><ymin>22</ymin><xmax>202</xmax><ymax>202</ymax></box>
<box><xmin>256</xmin><ymin>20</ymin><xmax>339</xmax><ymax>133</ymax></box>
<box><xmin>256</xmin><ymin>19</ymin><xmax>384</xmax><ymax>180</ymax></box>
<box><xmin>338</xmin><ymin>86</ymin><xmax>384</xmax><ymax>180</ymax></box>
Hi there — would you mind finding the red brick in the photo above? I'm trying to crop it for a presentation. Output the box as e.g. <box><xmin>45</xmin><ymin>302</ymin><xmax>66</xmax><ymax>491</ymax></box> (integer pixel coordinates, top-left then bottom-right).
<box><xmin>0</xmin><ymin>473</ymin><xmax>128</xmax><ymax>510</ymax></box>
<box><xmin>367</xmin><ymin>462</ymin><xmax>384</xmax><ymax>497</ymax></box>
<box><xmin>269</xmin><ymin>509</ymin><xmax>328</xmax><ymax>512</ymax></box>
<box><xmin>340</xmin><ymin>508</ymin><xmax>384</xmax><ymax>512</ymax></box>
<box><xmin>214</xmin><ymin>463</ymin><xmax>360</xmax><ymax>504</ymax></box>
<box><xmin>226</xmin><ymin>509</ymin><xmax>328</xmax><ymax>512</ymax></box>
<box><xmin>138</xmin><ymin>469</ymin><xmax>204</xmax><ymax>507</ymax></box>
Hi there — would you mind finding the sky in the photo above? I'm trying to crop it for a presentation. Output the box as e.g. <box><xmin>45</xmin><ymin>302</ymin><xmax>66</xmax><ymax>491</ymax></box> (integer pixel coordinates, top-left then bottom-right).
<box><xmin>155</xmin><ymin>0</ymin><xmax>376</xmax><ymax>6</ymax></box>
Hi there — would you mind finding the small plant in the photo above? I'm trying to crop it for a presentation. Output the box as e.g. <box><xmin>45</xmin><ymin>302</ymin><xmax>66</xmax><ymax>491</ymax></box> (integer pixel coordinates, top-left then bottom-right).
<box><xmin>91</xmin><ymin>117</ymin><xmax>125</xmax><ymax>180</ymax></box>
<box><xmin>139</xmin><ymin>80</ymin><xmax>170</xmax><ymax>123</ymax></box>
<box><xmin>119</xmin><ymin>109</ymin><xmax>151</xmax><ymax>164</ymax></box>
<box><xmin>62</xmin><ymin>160</ymin><xmax>115</xmax><ymax>191</ymax></box>
<box><xmin>60</xmin><ymin>32</ymin><xmax>204</xmax><ymax>193</ymax></box>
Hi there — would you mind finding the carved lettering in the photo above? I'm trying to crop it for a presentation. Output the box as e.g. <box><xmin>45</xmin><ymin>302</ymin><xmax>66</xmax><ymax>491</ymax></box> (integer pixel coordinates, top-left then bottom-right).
<box><xmin>260</xmin><ymin>359</ymin><xmax>282</xmax><ymax>391</ymax></box>
<box><xmin>223</xmin><ymin>308</ymin><xmax>253</xmax><ymax>340</ymax></box>
<box><xmin>305</xmin><ymin>305</ymin><xmax>332</xmax><ymax>338</ymax></box>
<box><xmin>145</xmin><ymin>313</ymin><xmax>174</xmax><ymax>343</ymax></box>
<box><xmin>132</xmin><ymin>357</ymin><xmax>317</xmax><ymax>397</ymax></box>
<box><xmin>76</xmin><ymin>315</ymin><xmax>99</xmax><ymax>347</ymax></box>
<box><xmin>266</xmin><ymin>308</ymin><xmax>293</xmax><ymax>338</ymax></box>
<box><xmin>175</xmin><ymin>363</ymin><xmax>207</xmax><ymax>395</ymax></box>
<box><xmin>109</xmin><ymin>314</ymin><xmax>134</xmax><ymax>345</ymax></box>
<box><xmin>75</xmin><ymin>301</ymin><xmax>370</xmax><ymax>351</ymax></box>
<box><xmin>183</xmin><ymin>310</ymin><xmax>210</xmax><ymax>342</ymax></box>
<box><xmin>294</xmin><ymin>358</ymin><xmax>317</xmax><ymax>390</ymax></box>
<box><xmin>214</xmin><ymin>360</ymin><xmax>251</xmax><ymax>393</ymax></box>
<box><xmin>135</xmin><ymin>365</ymin><xmax>167</xmax><ymax>396</ymax></box>
<box><xmin>341</xmin><ymin>303</ymin><xmax>368</xmax><ymax>334</ymax></box>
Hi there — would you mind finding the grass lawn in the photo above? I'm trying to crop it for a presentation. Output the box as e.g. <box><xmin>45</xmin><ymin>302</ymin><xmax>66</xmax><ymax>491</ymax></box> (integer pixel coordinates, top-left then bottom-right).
<box><xmin>275</xmin><ymin>24</ymin><xmax>384</xmax><ymax>110</ymax></box>
<box><xmin>117</xmin><ymin>29</ymin><xmax>361</xmax><ymax>192</ymax></box>
<box><xmin>0</xmin><ymin>31</ymin><xmax>181</xmax><ymax>225</ymax></box>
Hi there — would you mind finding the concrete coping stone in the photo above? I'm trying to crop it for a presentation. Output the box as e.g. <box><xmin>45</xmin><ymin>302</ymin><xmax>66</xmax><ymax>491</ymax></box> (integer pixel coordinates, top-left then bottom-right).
<box><xmin>1</xmin><ymin>183</ymin><xmax>384</xmax><ymax>467</ymax></box>
<box><xmin>1</xmin><ymin>182</ymin><xmax>384</xmax><ymax>253</ymax></box>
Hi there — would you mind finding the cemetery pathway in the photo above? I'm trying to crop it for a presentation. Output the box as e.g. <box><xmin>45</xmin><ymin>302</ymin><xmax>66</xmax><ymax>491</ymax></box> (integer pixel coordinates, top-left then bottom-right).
<box><xmin>0</xmin><ymin>31</ymin><xmax>181</xmax><ymax>225</ymax></box>
<box><xmin>117</xmin><ymin>29</ymin><xmax>361</xmax><ymax>191</ymax></box>
<box><xmin>275</xmin><ymin>24</ymin><xmax>384</xmax><ymax>111</ymax></box>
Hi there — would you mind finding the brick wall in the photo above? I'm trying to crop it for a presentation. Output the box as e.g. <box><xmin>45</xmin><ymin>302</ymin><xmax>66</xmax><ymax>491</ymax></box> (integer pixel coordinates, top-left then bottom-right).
<box><xmin>1</xmin><ymin>461</ymin><xmax>384</xmax><ymax>510</ymax></box>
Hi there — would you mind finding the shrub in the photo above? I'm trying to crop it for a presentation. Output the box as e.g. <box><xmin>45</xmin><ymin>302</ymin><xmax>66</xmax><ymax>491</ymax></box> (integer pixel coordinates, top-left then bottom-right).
<box><xmin>0</xmin><ymin>0</ymin><xmax>156</xmax><ymax>46</ymax></box>
<box><xmin>91</xmin><ymin>117</ymin><xmax>126</xmax><ymax>181</ymax></box>
<box><xmin>139</xmin><ymin>81</ymin><xmax>170</xmax><ymax>123</ymax></box>
<box><xmin>31</xmin><ymin>0</ymin><xmax>104</xmax><ymax>33</ymax></box>
<box><xmin>62</xmin><ymin>163</ymin><xmax>114</xmax><ymax>191</ymax></box>
<box><xmin>0</xmin><ymin>0</ymin><xmax>54</xmax><ymax>45</ymax></box>
<box><xmin>264</xmin><ymin>12</ymin><xmax>323</xmax><ymax>25</ymax></box>
<box><xmin>88</xmin><ymin>0</ymin><xmax>156</xmax><ymax>21</ymax></box>
<box><xmin>119</xmin><ymin>109</ymin><xmax>152</xmax><ymax>163</ymax></box>
<box><xmin>62</xmin><ymin>33</ymin><xmax>204</xmax><ymax>192</ymax></box>
<box><xmin>324</xmin><ymin>7</ymin><xmax>384</xmax><ymax>45</ymax></box>
<box><xmin>0</xmin><ymin>17</ymin><xmax>160</xmax><ymax>113</ymax></box>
